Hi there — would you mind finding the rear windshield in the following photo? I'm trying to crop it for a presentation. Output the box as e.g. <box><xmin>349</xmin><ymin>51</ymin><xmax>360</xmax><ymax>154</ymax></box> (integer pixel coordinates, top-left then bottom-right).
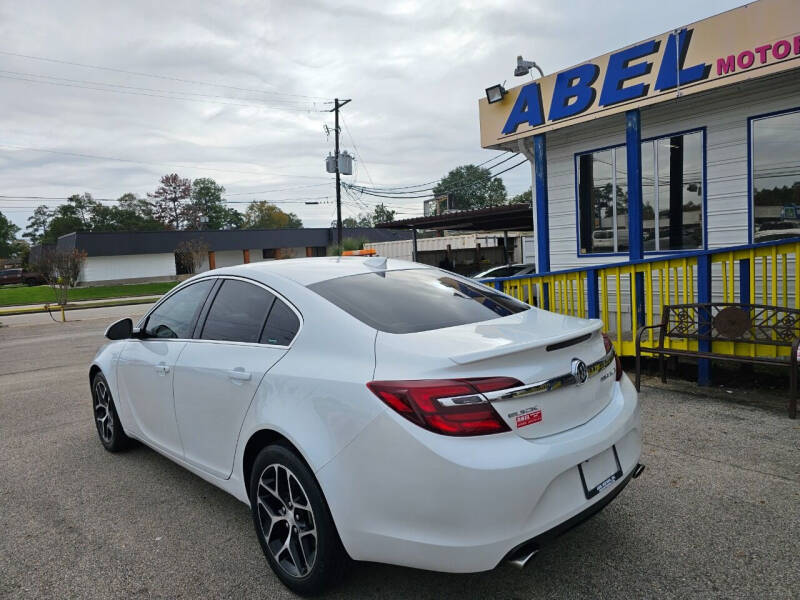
<box><xmin>308</xmin><ymin>268</ymin><xmax>529</xmax><ymax>334</ymax></box>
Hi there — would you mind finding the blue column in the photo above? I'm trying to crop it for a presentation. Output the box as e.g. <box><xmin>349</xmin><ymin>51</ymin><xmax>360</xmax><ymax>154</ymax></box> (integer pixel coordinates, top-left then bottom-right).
<box><xmin>533</xmin><ymin>134</ymin><xmax>550</xmax><ymax>274</ymax></box>
<box><xmin>626</xmin><ymin>109</ymin><xmax>646</xmax><ymax>325</ymax></box>
<box><xmin>626</xmin><ymin>110</ymin><xmax>643</xmax><ymax>260</ymax></box>
<box><xmin>586</xmin><ymin>269</ymin><xmax>599</xmax><ymax>319</ymax></box>
<box><xmin>697</xmin><ymin>253</ymin><xmax>712</xmax><ymax>386</ymax></box>
<box><xmin>533</xmin><ymin>134</ymin><xmax>550</xmax><ymax>310</ymax></box>
<box><xmin>739</xmin><ymin>259</ymin><xmax>750</xmax><ymax>306</ymax></box>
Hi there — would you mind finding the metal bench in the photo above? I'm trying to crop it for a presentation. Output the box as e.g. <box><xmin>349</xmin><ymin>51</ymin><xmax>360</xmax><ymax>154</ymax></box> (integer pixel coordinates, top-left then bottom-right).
<box><xmin>635</xmin><ymin>303</ymin><xmax>799</xmax><ymax>418</ymax></box>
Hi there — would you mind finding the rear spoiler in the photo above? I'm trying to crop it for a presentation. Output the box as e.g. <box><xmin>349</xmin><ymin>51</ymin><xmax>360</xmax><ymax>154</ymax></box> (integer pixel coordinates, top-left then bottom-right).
<box><xmin>448</xmin><ymin>322</ymin><xmax>602</xmax><ymax>365</ymax></box>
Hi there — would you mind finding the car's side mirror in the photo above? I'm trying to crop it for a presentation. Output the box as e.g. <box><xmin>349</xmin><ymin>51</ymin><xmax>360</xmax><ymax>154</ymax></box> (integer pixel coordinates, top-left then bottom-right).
<box><xmin>105</xmin><ymin>318</ymin><xmax>133</xmax><ymax>340</ymax></box>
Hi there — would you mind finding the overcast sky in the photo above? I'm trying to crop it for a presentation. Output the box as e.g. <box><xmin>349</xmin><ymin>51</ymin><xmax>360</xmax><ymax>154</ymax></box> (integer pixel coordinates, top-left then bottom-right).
<box><xmin>0</xmin><ymin>0</ymin><xmax>746</xmax><ymax>232</ymax></box>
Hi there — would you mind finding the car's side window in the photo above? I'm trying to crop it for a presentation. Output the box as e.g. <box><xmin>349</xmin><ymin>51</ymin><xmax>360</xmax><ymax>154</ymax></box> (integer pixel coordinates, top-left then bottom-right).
<box><xmin>260</xmin><ymin>298</ymin><xmax>300</xmax><ymax>346</ymax></box>
<box><xmin>144</xmin><ymin>280</ymin><xmax>215</xmax><ymax>339</ymax></box>
<box><xmin>201</xmin><ymin>279</ymin><xmax>276</xmax><ymax>344</ymax></box>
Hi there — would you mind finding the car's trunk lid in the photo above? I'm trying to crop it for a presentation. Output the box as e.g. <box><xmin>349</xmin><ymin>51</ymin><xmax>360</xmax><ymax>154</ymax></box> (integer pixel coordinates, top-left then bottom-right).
<box><xmin>373</xmin><ymin>308</ymin><xmax>615</xmax><ymax>439</ymax></box>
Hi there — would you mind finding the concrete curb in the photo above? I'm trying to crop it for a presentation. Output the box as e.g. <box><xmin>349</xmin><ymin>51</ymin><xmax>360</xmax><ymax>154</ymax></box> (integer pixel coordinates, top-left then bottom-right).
<box><xmin>0</xmin><ymin>296</ymin><xmax>159</xmax><ymax>317</ymax></box>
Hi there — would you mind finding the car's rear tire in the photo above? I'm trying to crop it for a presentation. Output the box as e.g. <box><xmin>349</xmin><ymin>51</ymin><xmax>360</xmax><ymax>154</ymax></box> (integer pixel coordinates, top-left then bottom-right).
<box><xmin>249</xmin><ymin>444</ymin><xmax>349</xmax><ymax>596</ymax></box>
<box><xmin>91</xmin><ymin>372</ymin><xmax>132</xmax><ymax>452</ymax></box>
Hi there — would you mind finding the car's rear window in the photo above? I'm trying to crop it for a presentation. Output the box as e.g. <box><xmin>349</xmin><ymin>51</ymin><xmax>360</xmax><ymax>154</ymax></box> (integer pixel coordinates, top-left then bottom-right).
<box><xmin>308</xmin><ymin>268</ymin><xmax>529</xmax><ymax>334</ymax></box>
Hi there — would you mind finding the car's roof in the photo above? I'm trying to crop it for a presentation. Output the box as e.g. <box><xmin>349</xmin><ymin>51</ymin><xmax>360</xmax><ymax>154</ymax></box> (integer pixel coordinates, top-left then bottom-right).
<box><xmin>207</xmin><ymin>256</ymin><xmax>430</xmax><ymax>286</ymax></box>
<box><xmin>476</xmin><ymin>263</ymin><xmax>533</xmax><ymax>275</ymax></box>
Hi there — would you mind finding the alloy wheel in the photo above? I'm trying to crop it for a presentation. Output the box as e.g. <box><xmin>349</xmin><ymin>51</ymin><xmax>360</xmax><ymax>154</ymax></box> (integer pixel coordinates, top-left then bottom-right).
<box><xmin>256</xmin><ymin>463</ymin><xmax>318</xmax><ymax>578</ymax></box>
<box><xmin>93</xmin><ymin>379</ymin><xmax>114</xmax><ymax>444</ymax></box>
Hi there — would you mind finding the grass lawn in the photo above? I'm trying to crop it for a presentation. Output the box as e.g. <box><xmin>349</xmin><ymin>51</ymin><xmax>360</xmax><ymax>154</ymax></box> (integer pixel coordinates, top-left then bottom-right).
<box><xmin>0</xmin><ymin>281</ymin><xmax>179</xmax><ymax>307</ymax></box>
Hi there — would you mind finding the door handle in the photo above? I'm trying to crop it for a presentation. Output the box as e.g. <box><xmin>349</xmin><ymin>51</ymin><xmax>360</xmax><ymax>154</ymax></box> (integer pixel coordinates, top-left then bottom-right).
<box><xmin>227</xmin><ymin>369</ymin><xmax>251</xmax><ymax>381</ymax></box>
<box><xmin>155</xmin><ymin>364</ymin><xmax>170</xmax><ymax>375</ymax></box>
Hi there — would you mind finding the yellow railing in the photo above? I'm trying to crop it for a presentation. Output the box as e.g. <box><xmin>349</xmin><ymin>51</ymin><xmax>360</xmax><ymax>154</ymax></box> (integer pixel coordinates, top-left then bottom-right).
<box><xmin>484</xmin><ymin>238</ymin><xmax>800</xmax><ymax>358</ymax></box>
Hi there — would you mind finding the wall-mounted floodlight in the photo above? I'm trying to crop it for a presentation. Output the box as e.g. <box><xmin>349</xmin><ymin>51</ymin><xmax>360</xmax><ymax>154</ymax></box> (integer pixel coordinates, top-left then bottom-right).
<box><xmin>485</xmin><ymin>84</ymin><xmax>507</xmax><ymax>104</ymax></box>
<box><xmin>514</xmin><ymin>56</ymin><xmax>544</xmax><ymax>79</ymax></box>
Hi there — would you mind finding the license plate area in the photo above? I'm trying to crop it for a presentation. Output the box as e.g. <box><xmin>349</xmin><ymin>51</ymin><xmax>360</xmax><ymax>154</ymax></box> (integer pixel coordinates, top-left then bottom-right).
<box><xmin>578</xmin><ymin>445</ymin><xmax>623</xmax><ymax>500</ymax></box>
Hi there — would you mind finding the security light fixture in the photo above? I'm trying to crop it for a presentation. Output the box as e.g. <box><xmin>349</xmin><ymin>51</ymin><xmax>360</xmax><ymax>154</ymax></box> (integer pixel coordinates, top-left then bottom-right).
<box><xmin>485</xmin><ymin>84</ymin><xmax>507</xmax><ymax>104</ymax></box>
<box><xmin>514</xmin><ymin>56</ymin><xmax>544</xmax><ymax>79</ymax></box>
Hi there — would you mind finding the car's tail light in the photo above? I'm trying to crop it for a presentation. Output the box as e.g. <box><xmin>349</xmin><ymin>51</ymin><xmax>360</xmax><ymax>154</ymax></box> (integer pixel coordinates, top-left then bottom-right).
<box><xmin>366</xmin><ymin>377</ymin><xmax>522</xmax><ymax>436</ymax></box>
<box><xmin>602</xmin><ymin>333</ymin><xmax>623</xmax><ymax>381</ymax></box>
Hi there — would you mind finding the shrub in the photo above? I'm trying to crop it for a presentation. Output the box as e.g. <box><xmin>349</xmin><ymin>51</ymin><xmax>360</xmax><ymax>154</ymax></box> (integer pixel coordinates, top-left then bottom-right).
<box><xmin>327</xmin><ymin>237</ymin><xmax>369</xmax><ymax>256</ymax></box>
<box><xmin>34</xmin><ymin>248</ymin><xmax>88</xmax><ymax>305</ymax></box>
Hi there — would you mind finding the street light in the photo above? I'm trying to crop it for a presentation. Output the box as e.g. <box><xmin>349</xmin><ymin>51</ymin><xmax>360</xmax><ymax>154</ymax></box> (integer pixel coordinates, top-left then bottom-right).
<box><xmin>485</xmin><ymin>83</ymin><xmax>507</xmax><ymax>104</ymax></box>
<box><xmin>514</xmin><ymin>56</ymin><xmax>544</xmax><ymax>79</ymax></box>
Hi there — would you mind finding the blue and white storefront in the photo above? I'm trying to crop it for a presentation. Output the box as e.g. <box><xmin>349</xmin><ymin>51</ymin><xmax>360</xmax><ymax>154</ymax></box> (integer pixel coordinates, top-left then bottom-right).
<box><xmin>481</xmin><ymin>0</ymin><xmax>799</xmax><ymax>273</ymax></box>
<box><xmin>478</xmin><ymin>0</ymin><xmax>800</xmax><ymax>384</ymax></box>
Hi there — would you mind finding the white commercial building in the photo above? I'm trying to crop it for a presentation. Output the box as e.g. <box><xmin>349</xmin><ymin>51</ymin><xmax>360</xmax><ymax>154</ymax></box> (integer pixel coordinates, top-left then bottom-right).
<box><xmin>39</xmin><ymin>228</ymin><xmax>410</xmax><ymax>285</ymax></box>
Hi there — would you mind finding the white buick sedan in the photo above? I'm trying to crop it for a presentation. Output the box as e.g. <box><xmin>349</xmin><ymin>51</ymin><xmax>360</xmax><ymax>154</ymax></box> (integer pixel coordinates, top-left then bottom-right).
<box><xmin>90</xmin><ymin>257</ymin><xmax>642</xmax><ymax>595</ymax></box>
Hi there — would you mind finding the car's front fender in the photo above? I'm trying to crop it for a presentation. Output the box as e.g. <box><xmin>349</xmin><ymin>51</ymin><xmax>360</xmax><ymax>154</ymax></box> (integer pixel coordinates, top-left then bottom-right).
<box><xmin>90</xmin><ymin>340</ymin><xmax>139</xmax><ymax>437</ymax></box>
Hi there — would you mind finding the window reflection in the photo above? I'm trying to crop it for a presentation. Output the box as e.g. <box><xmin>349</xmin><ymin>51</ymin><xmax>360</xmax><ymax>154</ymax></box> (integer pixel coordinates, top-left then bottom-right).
<box><xmin>752</xmin><ymin>110</ymin><xmax>800</xmax><ymax>242</ymax></box>
<box><xmin>578</xmin><ymin>130</ymin><xmax>703</xmax><ymax>254</ymax></box>
<box><xmin>578</xmin><ymin>148</ymin><xmax>619</xmax><ymax>253</ymax></box>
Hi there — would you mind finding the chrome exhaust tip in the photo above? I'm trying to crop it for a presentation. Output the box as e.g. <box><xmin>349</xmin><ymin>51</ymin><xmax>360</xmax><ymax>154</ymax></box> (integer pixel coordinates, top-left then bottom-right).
<box><xmin>509</xmin><ymin>548</ymin><xmax>538</xmax><ymax>569</ymax></box>
<box><xmin>507</xmin><ymin>540</ymin><xmax>539</xmax><ymax>569</ymax></box>
<box><xmin>632</xmin><ymin>463</ymin><xmax>646</xmax><ymax>479</ymax></box>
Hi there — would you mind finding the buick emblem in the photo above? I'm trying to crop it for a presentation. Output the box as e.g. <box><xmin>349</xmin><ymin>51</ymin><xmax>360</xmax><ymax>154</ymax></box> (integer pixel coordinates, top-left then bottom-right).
<box><xmin>571</xmin><ymin>358</ymin><xmax>588</xmax><ymax>385</ymax></box>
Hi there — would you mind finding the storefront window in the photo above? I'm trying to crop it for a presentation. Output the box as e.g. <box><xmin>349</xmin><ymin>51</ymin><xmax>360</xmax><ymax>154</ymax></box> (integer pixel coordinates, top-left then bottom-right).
<box><xmin>578</xmin><ymin>147</ymin><xmax>627</xmax><ymax>253</ymax></box>
<box><xmin>752</xmin><ymin>110</ymin><xmax>800</xmax><ymax>243</ymax></box>
<box><xmin>578</xmin><ymin>130</ymin><xmax>703</xmax><ymax>254</ymax></box>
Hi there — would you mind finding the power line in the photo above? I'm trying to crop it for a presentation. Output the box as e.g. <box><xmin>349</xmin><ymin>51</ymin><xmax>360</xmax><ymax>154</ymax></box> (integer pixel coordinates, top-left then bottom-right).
<box><xmin>353</xmin><ymin>151</ymin><xmax>514</xmax><ymax>193</ymax></box>
<box><xmin>0</xmin><ymin>73</ymin><xmax>329</xmax><ymax>113</ymax></box>
<box><xmin>490</xmin><ymin>158</ymin><xmax>529</xmax><ymax>178</ymax></box>
<box><xmin>345</xmin><ymin>152</ymin><xmax>522</xmax><ymax>198</ymax></box>
<box><xmin>340</xmin><ymin>189</ymin><xmax>423</xmax><ymax>214</ymax></box>
<box><xmin>0</xmin><ymin>143</ymin><xmax>332</xmax><ymax>179</ymax></box>
<box><xmin>479</xmin><ymin>152</ymin><xmax>519</xmax><ymax>172</ymax></box>
<box><xmin>340</xmin><ymin>156</ymin><xmax>530</xmax><ymax>210</ymax></box>
<box><xmin>341</xmin><ymin>200</ymin><xmax>421</xmax><ymax>217</ymax></box>
<box><xmin>225</xmin><ymin>182</ymin><xmax>333</xmax><ymax>195</ymax></box>
<box><xmin>0</xmin><ymin>194</ymin><xmax>332</xmax><ymax>205</ymax></box>
<box><xmin>344</xmin><ymin>186</ymin><xmax>434</xmax><ymax>200</ymax></box>
<box><xmin>0</xmin><ymin>69</ymin><xmax>326</xmax><ymax>109</ymax></box>
<box><xmin>0</xmin><ymin>49</ymin><xmax>331</xmax><ymax>101</ymax></box>
<box><xmin>340</xmin><ymin>113</ymin><xmax>374</xmax><ymax>187</ymax></box>
<box><xmin>476</xmin><ymin>151</ymin><xmax>514</xmax><ymax>169</ymax></box>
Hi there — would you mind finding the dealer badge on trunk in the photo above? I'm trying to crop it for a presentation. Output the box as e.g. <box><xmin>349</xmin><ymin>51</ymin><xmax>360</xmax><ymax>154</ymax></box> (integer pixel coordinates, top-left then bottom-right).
<box><xmin>571</xmin><ymin>358</ymin><xmax>588</xmax><ymax>385</ymax></box>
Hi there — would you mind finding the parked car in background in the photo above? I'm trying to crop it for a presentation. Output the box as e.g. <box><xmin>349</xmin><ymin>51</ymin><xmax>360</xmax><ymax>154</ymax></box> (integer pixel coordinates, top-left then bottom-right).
<box><xmin>474</xmin><ymin>263</ymin><xmax>538</xmax><ymax>305</ymax></box>
<box><xmin>0</xmin><ymin>268</ymin><xmax>45</xmax><ymax>286</ymax></box>
<box><xmin>90</xmin><ymin>257</ymin><xmax>642</xmax><ymax>595</ymax></box>
<box><xmin>471</xmin><ymin>263</ymin><xmax>536</xmax><ymax>279</ymax></box>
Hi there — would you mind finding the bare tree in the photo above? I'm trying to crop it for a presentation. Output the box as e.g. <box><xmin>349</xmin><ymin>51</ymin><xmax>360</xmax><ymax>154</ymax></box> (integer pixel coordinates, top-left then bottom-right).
<box><xmin>175</xmin><ymin>239</ymin><xmax>210</xmax><ymax>274</ymax></box>
<box><xmin>35</xmin><ymin>248</ymin><xmax>87</xmax><ymax>305</ymax></box>
<box><xmin>149</xmin><ymin>174</ymin><xmax>192</xmax><ymax>229</ymax></box>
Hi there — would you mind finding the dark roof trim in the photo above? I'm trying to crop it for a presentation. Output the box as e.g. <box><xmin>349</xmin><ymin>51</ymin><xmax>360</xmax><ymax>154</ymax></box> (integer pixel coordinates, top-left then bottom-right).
<box><xmin>47</xmin><ymin>227</ymin><xmax>411</xmax><ymax>257</ymax></box>
<box><xmin>376</xmin><ymin>203</ymin><xmax>533</xmax><ymax>231</ymax></box>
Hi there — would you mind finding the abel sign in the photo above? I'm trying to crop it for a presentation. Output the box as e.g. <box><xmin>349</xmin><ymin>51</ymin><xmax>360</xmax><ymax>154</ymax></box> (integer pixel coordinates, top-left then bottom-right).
<box><xmin>479</xmin><ymin>0</ymin><xmax>800</xmax><ymax>148</ymax></box>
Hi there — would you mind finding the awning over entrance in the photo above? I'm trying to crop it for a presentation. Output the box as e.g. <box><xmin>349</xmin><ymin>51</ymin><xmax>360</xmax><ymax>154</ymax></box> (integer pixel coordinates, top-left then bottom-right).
<box><xmin>376</xmin><ymin>203</ymin><xmax>532</xmax><ymax>232</ymax></box>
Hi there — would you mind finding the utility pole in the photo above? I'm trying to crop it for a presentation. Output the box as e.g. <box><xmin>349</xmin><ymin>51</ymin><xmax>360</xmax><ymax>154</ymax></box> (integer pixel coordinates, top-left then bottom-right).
<box><xmin>330</xmin><ymin>98</ymin><xmax>351</xmax><ymax>251</ymax></box>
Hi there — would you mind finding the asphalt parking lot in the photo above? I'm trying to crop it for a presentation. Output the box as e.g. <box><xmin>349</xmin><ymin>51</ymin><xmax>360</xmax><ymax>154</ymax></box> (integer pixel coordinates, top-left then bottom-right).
<box><xmin>1</xmin><ymin>307</ymin><xmax>798</xmax><ymax>599</ymax></box>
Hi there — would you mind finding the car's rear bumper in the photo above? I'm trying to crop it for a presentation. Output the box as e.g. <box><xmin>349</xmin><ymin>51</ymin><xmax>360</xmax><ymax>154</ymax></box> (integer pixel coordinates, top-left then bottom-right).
<box><xmin>317</xmin><ymin>374</ymin><xmax>641</xmax><ymax>573</ymax></box>
<box><xmin>503</xmin><ymin>464</ymin><xmax>640</xmax><ymax>565</ymax></box>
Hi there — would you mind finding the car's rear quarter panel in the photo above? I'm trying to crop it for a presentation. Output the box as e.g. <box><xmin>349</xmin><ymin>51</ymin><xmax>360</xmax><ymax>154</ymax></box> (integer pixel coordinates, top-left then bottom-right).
<box><xmin>235</xmin><ymin>278</ymin><xmax>384</xmax><ymax>493</ymax></box>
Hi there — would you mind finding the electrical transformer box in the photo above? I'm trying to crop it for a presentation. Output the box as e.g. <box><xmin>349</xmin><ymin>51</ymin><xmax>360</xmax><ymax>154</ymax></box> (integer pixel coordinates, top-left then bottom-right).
<box><xmin>338</xmin><ymin>151</ymin><xmax>353</xmax><ymax>175</ymax></box>
<box><xmin>325</xmin><ymin>153</ymin><xmax>337</xmax><ymax>173</ymax></box>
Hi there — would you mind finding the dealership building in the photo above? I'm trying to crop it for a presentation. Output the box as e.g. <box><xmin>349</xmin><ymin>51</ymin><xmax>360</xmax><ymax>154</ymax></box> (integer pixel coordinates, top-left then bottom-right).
<box><xmin>479</xmin><ymin>0</ymin><xmax>799</xmax><ymax>273</ymax></box>
<box><xmin>476</xmin><ymin>0</ymin><xmax>800</xmax><ymax>384</ymax></box>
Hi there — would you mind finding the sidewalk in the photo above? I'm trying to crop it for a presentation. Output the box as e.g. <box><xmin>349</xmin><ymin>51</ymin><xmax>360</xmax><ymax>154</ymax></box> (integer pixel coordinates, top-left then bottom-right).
<box><xmin>0</xmin><ymin>295</ymin><xmax>160</xmax><ymax>317</ymax></box>
<box><xmin>0</xmin><ymin>302</ymin><xmax>154</xmax><ymax>327</ymax></box>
